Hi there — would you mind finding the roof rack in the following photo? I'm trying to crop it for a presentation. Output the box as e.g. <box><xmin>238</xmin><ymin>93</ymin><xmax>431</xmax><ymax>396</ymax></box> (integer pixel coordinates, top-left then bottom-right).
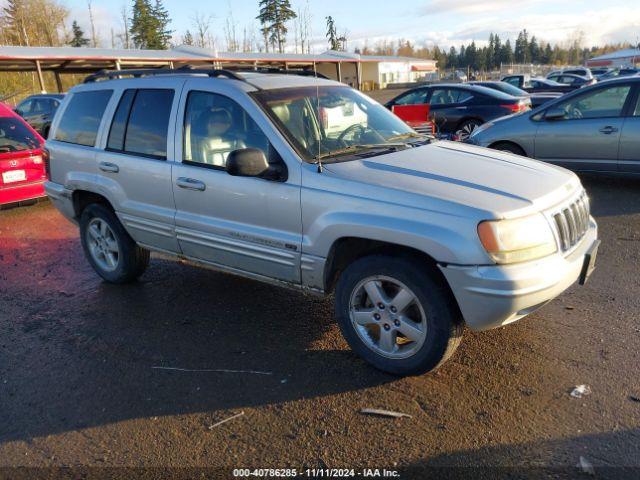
<box><xmin>83</xmin><ymin>67</ymin><xmax>247</xmax><ymax>84</ymax></box>
<box><xmin>227</xmin><ymin>66</ymin><xmax>329</xmax><ymax>79</ymax></box>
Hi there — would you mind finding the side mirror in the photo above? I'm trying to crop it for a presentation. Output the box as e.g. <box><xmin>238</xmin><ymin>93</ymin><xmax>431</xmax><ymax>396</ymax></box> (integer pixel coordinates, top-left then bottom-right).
<box><xmin>226</xmin><ymin>148</ymin><xmax>270</xmax><ymax>178</ymax></box>
<box><xmin>544</xmin><ymin>107</ymin><xmax>566</xmax><ymax>121</ymax></box>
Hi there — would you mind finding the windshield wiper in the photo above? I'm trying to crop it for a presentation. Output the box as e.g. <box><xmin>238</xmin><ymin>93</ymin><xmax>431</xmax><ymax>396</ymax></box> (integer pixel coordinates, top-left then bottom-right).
<box><xmin>386</xmin><ymin>132</ymin><xmax>427</xmax><ymax>142</ymax></box>
<box><xmin>316</xmin><ymin>143</ymin><xmax>409</xmax><ymax>161</ymax></box>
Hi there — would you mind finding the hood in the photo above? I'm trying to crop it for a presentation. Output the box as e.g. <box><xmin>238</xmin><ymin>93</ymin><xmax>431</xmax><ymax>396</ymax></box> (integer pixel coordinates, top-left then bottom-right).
<box><xmin>322</xmin><ymin>140</ymin><xmax>580</xmax><ymax>218</ymax></box>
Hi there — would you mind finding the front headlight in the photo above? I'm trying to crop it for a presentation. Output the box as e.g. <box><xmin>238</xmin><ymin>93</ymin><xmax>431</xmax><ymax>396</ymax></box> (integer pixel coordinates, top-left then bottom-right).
<box><xmin>477</xmin><ymin>213</ymin><xmax>557</xmax><ymax>264</ymax></box>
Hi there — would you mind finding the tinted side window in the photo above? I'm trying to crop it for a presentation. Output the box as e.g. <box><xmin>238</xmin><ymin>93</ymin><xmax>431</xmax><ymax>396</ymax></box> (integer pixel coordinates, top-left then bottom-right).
<box><xmin>106</xmin><ymin>89</ymin><xmax>174</xmax><ymax>159</ymax></box>
<box><xmin>125</xmin><ymin>89</ymin><xmax>174</xmax><ymax>158</ymax></box>
<box><xmin>556</xmin><ymin>85</ymin><xmax>631</xmax><ymax>120</ymax></box>
<box><xmin>503</xmin><ymin>77</ymin><xmax>519</xmax><ymax>87</ymax></box>
<box><xmin>455</xmin><ymin>90</ymin><xmax>474</xmax><ymax>103</ymax></box>
<box><xmin>16</xmin><ymin>99</ymin><xmax>33</xmax><ymax>115</ymax></box>
<box><xmin>393</xmin><ymin>89</ymin><xmax>428</xmax><ymax>106</ymax></box>
<box><xmin>54</xmin><ymin>90</ymin><xmax>112</xmax><ymax>146</ymax></box>
<box><xmin>183</xmin><ymin>91</ymin><xmax>270</xmax><ymax>169</ymax></box>
<box><xmin>107</xmin><ymin>89</ymin><xmax>136</xmax><ymax>151</ymax></box>
<box><xmin>430</xmin><ymin>89</ymin><xmax>457</xmax><ymax>105</ymax></box>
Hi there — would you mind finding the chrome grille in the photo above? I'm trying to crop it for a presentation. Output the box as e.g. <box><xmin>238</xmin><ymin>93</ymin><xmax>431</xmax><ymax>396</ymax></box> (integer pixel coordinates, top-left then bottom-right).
<box><xmin>552</xmin><ymin>191</ymin><xmax>590</xmax><ymax>252</ymax></box>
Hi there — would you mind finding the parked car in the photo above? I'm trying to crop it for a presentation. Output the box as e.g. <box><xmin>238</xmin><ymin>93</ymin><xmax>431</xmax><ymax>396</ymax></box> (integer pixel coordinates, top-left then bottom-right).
<box><xmin>14</xmin><ymin>94</ymin><xmax>65</xmax><ymax>138</ymax></box>
<box><xmin>547</xmin><ymin>67</ymin><xmax>594</xmax><ymax>80</ymax></box>
<box><xmin>0</xmin><ymin>102</ymin><xmax>46</xmax><ymax>207</ymax></box>
<box><xmin>501</xmin><ymin>74</ymin><xmax>577</xmax><ymax>94</ymax></box>
<box><xmin>45</xmin><ymin>68</ymin><xmax>598</xmax><ymax>375</ymax></box>
<box><xmin>617</xmin><ymin>68</ymin><xmax>640</xmax><ymax>77</ymax></box>
<box><xmin>466</xmin><ymin>76</ymin><xmax>640</xmax><ymax>174</ymax></box>
<box><xmin>442</xmin><ymin>69</ymin><xmax>467</xmax><ymax>82</ymax></box>
<box><xmin>468</xmin><ymin>81</ymin><xmax>562</xmax><ymax>108</ymax></box>
<box><xmin>385</xmin><ymin>83</ymin><xmax>531</xmax><ymax>140</ymax></box>
<box><xmin>589</xmin><ymin>67</ymin><xmax>614</xmax><ymax>79</ymax></box>
<box><xmin>546</xmin><ymin>73</ymin><xmax>597</xmax><ymax>87</ymax></box>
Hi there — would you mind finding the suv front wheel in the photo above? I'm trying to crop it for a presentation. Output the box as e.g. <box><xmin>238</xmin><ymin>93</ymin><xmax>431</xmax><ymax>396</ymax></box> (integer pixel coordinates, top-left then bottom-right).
<box><xmin>335</xmin><ymin>255</ymin><xmax>463</xmax><ymax>375</ymax></box>
<box><xmin>80</xmin><ymin>203</ymin><xmax>150</xmax><ymax>283</ymax></box>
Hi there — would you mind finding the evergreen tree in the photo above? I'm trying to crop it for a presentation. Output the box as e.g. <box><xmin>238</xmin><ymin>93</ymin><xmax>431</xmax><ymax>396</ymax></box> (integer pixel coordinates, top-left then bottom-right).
<box><xmin>542</xmin><ymin>42</ymin><xmax>554</xmax><ymax>64</ymax></box>
<box><xmin>70</xmin><ymin>20</ymin><xmax>89</xmax><ymax>47</ymax></box>
<box><xmin>130</xmin><ymin>0</ymin><xmax>172</xmax><ymax>49</ymax></box>
<box><xmin>514</xmin><ymin>30</ymin><xmax>530</xmax><ymax>63</ymax></box>
<box><xmin>500</xmin><ymin>39</ymin><xmax>514</xmax><ymax>65</ymax></box>
<box><xmin>486</xmin><ymin>33</ymin><xmax>495</xmax><ymax>70</ymax></box>
<box><xmin>151</xmin><ymin>0</ymin><xmax>172</xmax><ymax>49</ymax></box>
<box><xmin>448</xmin><ymin>46</ymin><xmax>457</xmax><ymax>68</ymax></box>
<box><xmin>326</xmin><ymin>16</ymin><xmax>339</xmax><ymax>50</ymax></box>
<box><xmin>182</xmin><ymin>30</ymin><xmax>193</xmax><ymax>46</ymax></box>
<box><xmin>465</xmin><ymin>41</ymin><xmax>477</xmax><ymax>70</ymax></box>
<box><xmin>529</xmin><ymin>35</ymin><xmax>540</xmax><ymax>64</ymax></box>
<box><xmin>256</xmin><ymin>0</ymin><xmax>297</xmax><ymax>53</ymax></box>
<box><xmin>493</xmin><ymin>34</ymin><xmax>502</xmax><ymax>68</ymax></box>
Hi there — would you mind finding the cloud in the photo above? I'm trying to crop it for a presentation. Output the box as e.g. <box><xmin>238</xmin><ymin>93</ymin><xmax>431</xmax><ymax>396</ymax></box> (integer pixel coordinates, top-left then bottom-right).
<box><xmin>421</xmin><ymin>0</ymin><xmax>554</xmax><ymax>16</ymax></box>
<box><xmin>69</xmin><ymin>3</ymin><xmax>121</xmax><ymax>47</ymax></box>
<box><xmin>328</xmin><ymin>5</ymin><xmax>640</xmax><ymax>51</ymax></box>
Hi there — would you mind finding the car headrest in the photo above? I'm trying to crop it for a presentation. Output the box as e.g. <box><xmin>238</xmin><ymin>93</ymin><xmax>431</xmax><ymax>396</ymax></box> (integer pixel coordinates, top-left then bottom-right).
<box><xmin>271</xmin><ymin>103</ymin><xmax>290</xmax><ymax>124</ymax></box>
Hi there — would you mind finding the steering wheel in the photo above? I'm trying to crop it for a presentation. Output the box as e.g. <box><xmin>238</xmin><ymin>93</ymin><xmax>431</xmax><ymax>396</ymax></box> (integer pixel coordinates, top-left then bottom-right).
<box><xmin>571</xmin><ymin>107</ymin><xmax>583</xmax><ymax>119</ymax></box>
<box><xmin>337</xmin><ymin>124</ymin><xmax>367</xmax><ymax>146</ymax></box>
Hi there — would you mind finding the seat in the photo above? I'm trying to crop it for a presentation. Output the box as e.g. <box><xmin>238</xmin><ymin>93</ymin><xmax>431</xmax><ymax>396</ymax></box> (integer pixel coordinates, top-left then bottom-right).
<box><xmin>191</xmin><ymin>108</ymin><xmax>246</xmax><ymax>168</ymax></box>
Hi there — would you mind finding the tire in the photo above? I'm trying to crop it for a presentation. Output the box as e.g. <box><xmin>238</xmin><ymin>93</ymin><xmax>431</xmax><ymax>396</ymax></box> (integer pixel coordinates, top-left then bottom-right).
<box><xmin>335</xmin><ymin>255</ymin><xmax>464</xmax><ymax>376</ymax></box>
<box><xmin>455</xmin><ymin>119</ymin><xmax>483</xmax><ymax>141</ymax></box>
<box><xmin>493</xmin><ymin>142</ymin><xmax>526</xmax><ymax>156</ymax></box>
<box><xmin>80</xmin><ymin>203</ymin><xmax>150</xmax><ymax>284</ymax></box>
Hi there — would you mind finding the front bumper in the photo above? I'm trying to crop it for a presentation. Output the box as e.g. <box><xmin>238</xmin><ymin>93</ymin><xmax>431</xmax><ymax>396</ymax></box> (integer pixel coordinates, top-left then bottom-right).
<box><xmin>44</xmin><ymin>181</ymin><xmax>77</xmax><ymax>224</ymax></box>
<box><xmin>439</xmin><ymin>217</ymin><xmax>598</xmax><ymax>331</ymax></box>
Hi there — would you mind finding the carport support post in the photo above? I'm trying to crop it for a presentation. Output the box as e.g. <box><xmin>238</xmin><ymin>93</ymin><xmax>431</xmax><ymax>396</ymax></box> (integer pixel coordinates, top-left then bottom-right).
<box><xmin>114</xmin><ymin>60</ymin><xmax>121</xmax><ymax>71</ymax></box>
<box><xmin>54</xmin><ymin>71</ymin><xmax>63</xmax><ymax>93</ymax></box>
<box><xmin>355</xmin><ymin>61</ymin><xmax>361</xmax><ymax>90</ymax></box>
<box><xmin>34</xmin><ymin>60</ymin><xmax>46</xmax><ymax>93</ymax></box>
<box><xmin>336</xmin><ymin>62</ymin><xmax>342</xmax><ymax>83</ymax></box>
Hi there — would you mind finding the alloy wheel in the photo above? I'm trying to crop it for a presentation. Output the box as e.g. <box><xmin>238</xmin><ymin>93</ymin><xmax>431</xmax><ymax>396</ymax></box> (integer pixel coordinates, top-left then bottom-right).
<box><xmin>349</xmin><ymin>275</ymin><xmax>427</xmax><ymax>359</ymax></box>
<box><xmin>86</xmin><ymin>218</ymin><xmax>120</xmax><ymax>272</ymax></box>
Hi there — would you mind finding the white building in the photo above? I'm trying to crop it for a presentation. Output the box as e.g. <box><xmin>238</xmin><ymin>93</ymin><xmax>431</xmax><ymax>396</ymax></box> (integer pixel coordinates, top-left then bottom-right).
<box><xmin>586</xmin><ymin>48</ymin><xmax>640</xmax><ymax>68</ymax></box>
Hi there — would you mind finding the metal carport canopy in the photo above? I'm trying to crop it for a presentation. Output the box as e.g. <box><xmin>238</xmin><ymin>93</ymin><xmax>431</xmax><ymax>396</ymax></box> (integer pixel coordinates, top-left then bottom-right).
<box><xmin>0</xmin><ymin>45</ymin><xmax>432</xmax><ymax>92</ymax></box>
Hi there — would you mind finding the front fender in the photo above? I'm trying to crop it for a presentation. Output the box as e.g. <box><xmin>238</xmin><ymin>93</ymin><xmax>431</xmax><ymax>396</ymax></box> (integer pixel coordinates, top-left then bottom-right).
<box><xmin>303</xmin><ymin>210</ymin><xmax>492</xmax><ymax>265</ymax></box>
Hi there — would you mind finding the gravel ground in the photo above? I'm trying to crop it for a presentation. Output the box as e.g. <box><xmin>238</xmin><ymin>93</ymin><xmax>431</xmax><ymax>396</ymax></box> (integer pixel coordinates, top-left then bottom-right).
<box><xmin>1</xmin><ymin>168</ymin><xmax>639</xmax><ymax>478</ymax></box>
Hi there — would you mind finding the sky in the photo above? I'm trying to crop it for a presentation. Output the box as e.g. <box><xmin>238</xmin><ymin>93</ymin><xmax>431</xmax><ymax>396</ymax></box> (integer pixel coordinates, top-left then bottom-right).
<box><xmin>67</xmin><ymin>0</ymin><xmax>640</xmax><ymax>51</ymax></box>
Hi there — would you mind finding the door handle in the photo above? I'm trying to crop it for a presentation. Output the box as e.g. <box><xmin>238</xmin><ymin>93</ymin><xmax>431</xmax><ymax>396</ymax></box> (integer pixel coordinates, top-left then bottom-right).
<box><xmin>176</xmin><ymin>177</ymin><xmax>206</xmax><ymax>191</ymax></box>
<box><xmin>99</xmin><ymin>162</ymin><xmax>119</xmax><ymax>173</ymax></box>
<box><xmin>599</xmin><ymin>126</ymin><xmax>618</xmax><ymax>134</ymax></box>
<box><xmin>455</xmin><ymin>106</ymin><xmax>467</xmax><ymax>110</ymax></box>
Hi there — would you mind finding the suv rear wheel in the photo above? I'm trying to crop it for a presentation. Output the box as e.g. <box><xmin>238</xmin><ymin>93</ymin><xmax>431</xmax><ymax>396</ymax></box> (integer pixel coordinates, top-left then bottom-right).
<box><xmin>80</xmin><ymin>203</ymin><xmax>149</xmax><ymax>283</ymax></box>
<box><xmin>335</xmin><ymin>255</ymin><xmax>463</xmax><ymax>375</ymax></box>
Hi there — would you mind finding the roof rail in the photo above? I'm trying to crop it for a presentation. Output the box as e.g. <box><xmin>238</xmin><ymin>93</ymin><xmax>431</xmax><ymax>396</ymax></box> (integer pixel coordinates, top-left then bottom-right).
<box><xmin>227</xmin><ymin>66</ymin><xmax>329</xmax><ymax>79</ymax></box>
<box><xmin>83</xmin><ymin>67</ymin><xmax>247</xmax><ymax>84</ymax></box>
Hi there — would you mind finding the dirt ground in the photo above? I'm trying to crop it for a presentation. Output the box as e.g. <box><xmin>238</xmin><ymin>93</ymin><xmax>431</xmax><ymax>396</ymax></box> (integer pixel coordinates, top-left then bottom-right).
<box><xmin>1</xmin><ymin>169</ymin><xmax>640</xmax><ymax>478</ymax></box>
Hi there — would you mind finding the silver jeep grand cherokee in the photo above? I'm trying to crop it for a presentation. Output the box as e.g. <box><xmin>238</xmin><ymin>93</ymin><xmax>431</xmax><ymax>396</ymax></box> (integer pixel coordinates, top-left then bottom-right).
<box><xmin>44</xmin><ymin>69</ymin><xmax>599</xmax><ymax>375</ymax></box>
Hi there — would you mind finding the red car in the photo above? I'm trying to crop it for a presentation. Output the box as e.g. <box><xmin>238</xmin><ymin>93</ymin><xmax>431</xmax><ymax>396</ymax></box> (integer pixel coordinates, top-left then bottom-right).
<box><xmin>0</xmin><ymin>102</ymin><xmax>46</xmax><ymax>207</ymax></box>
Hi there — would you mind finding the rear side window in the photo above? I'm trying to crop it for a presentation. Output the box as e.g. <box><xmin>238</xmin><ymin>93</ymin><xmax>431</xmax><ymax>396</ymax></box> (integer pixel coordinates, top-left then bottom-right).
<box><xmin>0</xmin><ymin>118</ymin><xmax>40</xmax><ymax>153</ymax></box>
<box><xmin>107</xmin><ymin>89</ymin><xmax>174</xmax><ymax>159</ymax></box>
<box><xmin>393</xmin><ymin>89</ymin><xmax>428</xmax><ymax>106</ymax></box>
<box><xmin>54</xmin><ymin>90</ymin><xmax>112</xmax><ymax>146</ymax></box>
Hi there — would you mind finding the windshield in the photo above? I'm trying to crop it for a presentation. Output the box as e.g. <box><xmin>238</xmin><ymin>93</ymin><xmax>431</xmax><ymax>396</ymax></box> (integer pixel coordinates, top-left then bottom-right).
<box><xmin>252</xmin><ymin>86</ymin><xmax>420</xmax><ymax>162</ymax></box>
<box><xmin>0</xmin><ymin>118</ymin><xmax>40</xmax><ymax>153</ymax></box>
